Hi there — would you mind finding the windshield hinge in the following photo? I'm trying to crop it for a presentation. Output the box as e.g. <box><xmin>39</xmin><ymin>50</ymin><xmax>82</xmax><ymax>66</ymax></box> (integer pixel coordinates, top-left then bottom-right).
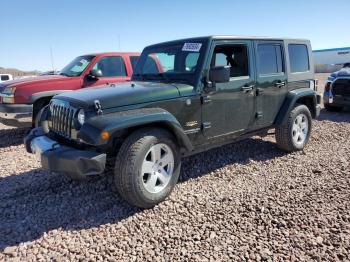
<box><xmin>94</xmin><ymin>100</ymin><xmax>103</xmax><ymax>115</ymax></box>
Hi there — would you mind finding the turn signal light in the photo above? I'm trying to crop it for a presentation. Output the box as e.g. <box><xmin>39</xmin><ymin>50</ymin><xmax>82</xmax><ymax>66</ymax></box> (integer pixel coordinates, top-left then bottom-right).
<box><xmin>101</xmin><ymin>131</ymin><xmax>110</xmax><ymax>140</ymax></box>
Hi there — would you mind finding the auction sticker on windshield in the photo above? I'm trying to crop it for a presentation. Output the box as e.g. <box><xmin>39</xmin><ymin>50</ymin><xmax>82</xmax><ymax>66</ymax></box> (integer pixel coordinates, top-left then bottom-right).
<box><xmin>182</xmin><ymin>43</ymin><xmax>202</xmax><ymax>52</ymax></box>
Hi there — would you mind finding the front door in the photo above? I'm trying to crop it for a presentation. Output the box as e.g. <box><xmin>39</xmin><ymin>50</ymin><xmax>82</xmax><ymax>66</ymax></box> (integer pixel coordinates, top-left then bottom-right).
<box><xmin>202</xmin><ymin>40</ymin><xmax>256</xmax><ymax>140</ymax></box>
<box><xmin>254</xmin><ymin>41</ymin><xmax>288</xmax><ymax>127</ymax></box>
<box><xmin>83</xmin><ymin>56</ymin><xmax>130</xmax><ymax>87</ymax></box>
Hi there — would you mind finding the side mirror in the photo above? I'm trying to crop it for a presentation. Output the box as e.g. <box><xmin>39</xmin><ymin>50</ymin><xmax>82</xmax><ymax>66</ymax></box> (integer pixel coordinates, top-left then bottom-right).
<box><xmin>209</xmin><ymin>66</ymin><xmax>230</xmax><ymax>83</ymax></box>
<box><xmin>89</xmin><ymin>69</ymin><xmax>103</xmax><ymax>79</ymax></box>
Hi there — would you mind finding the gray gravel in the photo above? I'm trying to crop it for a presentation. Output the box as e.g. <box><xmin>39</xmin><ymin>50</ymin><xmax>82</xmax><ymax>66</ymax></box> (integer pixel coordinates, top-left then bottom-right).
<box><xmin>0</xmin><ymin>109</ymin><xmax>349</xmax><ymax>261</ymax></box>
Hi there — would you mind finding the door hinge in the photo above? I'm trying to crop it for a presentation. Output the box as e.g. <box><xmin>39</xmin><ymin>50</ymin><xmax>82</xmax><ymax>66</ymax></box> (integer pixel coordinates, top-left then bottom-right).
<box><xmin>256</xmin><ymin>112</ymin><xmax>263</xmax><ymax>119</ymax></box>
<box><xmin>256</xmin><ymin>88</ymin><xmax>264</xmax><ymax>96</ymax></box>
<box><xmin>201</xmin><ymin>96</ymin><xmax>211</xmax><ymax>104</ymax></box>
<box><xmin>202</xmin><ymin>122</ymin><xmax>212</xmax><ymax>130</ymax></box>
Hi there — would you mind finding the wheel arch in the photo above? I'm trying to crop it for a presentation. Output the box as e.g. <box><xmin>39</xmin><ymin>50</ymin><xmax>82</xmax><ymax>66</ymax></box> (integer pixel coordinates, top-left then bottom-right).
<box><xmin>274</xmin><ymin>88</ymin><xmax>317</xmax><ymax>125</ymax></box>
<box><xmin>78</xmin><ymin>108</ymin><xmax>194</xmax><ymax>153</ymax></box>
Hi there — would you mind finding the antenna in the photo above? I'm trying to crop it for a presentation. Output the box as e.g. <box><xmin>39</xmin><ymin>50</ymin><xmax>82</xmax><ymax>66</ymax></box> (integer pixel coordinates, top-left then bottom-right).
<box><xmin>50</xmin><ymin>45</ymin><xmax>55</xmax><ymax>72</ymax></box>
<box><xmin>118</xmin><ymin>35</ymin><xmax>121</xmax><ymax>51</ymax></box>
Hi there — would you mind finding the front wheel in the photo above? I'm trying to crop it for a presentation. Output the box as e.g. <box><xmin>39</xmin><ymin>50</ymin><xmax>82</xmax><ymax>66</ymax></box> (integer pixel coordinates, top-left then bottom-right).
<box><xmin>275</xmin><ymin>104</ymin><xmax>312</xmax><ymax>152</ymax></box>
<box><xmin>114</xmin><ymin>128</ymin><xmax>181</xmax><ymax>208</ymax></box>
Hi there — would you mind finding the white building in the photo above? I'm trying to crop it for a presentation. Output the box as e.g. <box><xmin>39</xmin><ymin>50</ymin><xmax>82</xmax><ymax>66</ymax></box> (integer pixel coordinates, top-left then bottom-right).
<box><xmin>313</xmin><ymin>47</ymin><xmax>350</xmax><ymax>73</ymax></box>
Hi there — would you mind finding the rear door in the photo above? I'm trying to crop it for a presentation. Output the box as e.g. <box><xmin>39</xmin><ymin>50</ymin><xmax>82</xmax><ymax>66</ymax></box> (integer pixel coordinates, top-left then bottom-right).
<box><xmin>83</xmin><ymin>56</ymin><xmax>130</xmax><ymax>87</ymax></box>
<box><xmin>254</xmin><ymin>41</ymin><xmax>288</xmax><ymax>127</ymax></box>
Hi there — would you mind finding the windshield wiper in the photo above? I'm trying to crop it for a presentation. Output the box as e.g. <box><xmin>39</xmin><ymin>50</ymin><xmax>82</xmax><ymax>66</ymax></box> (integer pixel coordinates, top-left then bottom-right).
<box><xmin>137</xmin><ymin>73</ymin><xmax>170</xmax><ymax>81</ymax></box>
<box><xmin>133</xmin><ymin>73</ymin><xmax>145</xmax><ymax>80</ymax></box>
<box><xmin>59</xmin><ymin>72</ymin><xmax>71</xmax><ymax>77</ymax></box>
<box><xmin>134</xmin><ymin>73</ymin><xmax>188</xmax><ymax>83</ymax></box>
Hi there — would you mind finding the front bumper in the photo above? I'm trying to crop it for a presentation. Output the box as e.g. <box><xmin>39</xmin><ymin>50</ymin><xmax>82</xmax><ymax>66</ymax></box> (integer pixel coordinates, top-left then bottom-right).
<box><xmin>323</xmin><ymin>91</ymin><xmax>350</xmax><ymax>107</ymax></box>
<box><xmin>0</xmin><ymin>103</ymin><xmax>33</xmax><ymax>127</ymax></box>
<box><xmin>24</xmin><ymin>128</ymin><xmax>107</xmax><ymax>180</ymax></box>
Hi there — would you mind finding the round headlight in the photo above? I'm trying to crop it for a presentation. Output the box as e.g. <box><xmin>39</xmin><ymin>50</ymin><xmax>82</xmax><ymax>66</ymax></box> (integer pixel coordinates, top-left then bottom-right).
<box><xmin>77</xmin><ymin>109</ymin><xmax>85</xmax><ymax>125</ymax></box>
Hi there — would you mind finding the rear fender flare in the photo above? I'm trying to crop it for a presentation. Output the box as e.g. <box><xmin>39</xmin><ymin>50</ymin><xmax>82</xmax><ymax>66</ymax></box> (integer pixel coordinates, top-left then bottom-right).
<box><xmin>274</xmin><ymin>88</ymin><xmax>317</xmax><ymax>125</ymax></box>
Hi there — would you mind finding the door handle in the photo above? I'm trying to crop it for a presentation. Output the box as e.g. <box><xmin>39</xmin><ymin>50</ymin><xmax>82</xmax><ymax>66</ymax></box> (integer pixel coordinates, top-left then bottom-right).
<box><xmin>275</xmin><ymin>81</ymin><xmax>286</xmax><ymax>88</ymax></box>
<box><xmin>241</xmin><ymin>85</ymin><xmax>255</xmax><ymax>92</ymax></box>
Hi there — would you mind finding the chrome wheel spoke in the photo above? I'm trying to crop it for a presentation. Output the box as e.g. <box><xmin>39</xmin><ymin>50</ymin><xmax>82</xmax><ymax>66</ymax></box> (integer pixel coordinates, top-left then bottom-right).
<box><xmin>144</xmin><ymin>173</ymin><xmax>158</xmax><ymax>192</ymax></box>
<box><xmin>141</xmin><ymin>143</ymin><xmax>174</xmax><ymax>194</ymax></box>
<box><xmin>300</xmin><ymin>121</ymin><xmax>308</xmax><ymax>130</ymax></box>
<box><xmin>160</xmin><ymin>152</ymin><xmax>173</xmax><ymax>167</ymax></box>
<box><xmin>157</xmin><ymin>167</ymin><xmax>169</xmax><ymax>184</ymax></box>
<box><xmin>141</xmin><ymin>160</ymin><xmax>154</xmax><ymax>174</ymax></box>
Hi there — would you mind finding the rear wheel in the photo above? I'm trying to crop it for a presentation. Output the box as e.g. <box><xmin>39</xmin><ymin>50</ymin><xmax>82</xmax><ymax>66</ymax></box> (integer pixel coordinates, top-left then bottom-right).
<box><xmin>275</xmin><ymin>104</ymin><xmax>312</xmax><ymax>152</ymax></box>
<box><xmin>114</xmin><ymin>128</ymin><xmax>181</xmax><ymax>208</ymax></box>
<box><xmin>324</xmin><ymin>103</ymin><xmax>343</xmax><ymax>112</ymax></box>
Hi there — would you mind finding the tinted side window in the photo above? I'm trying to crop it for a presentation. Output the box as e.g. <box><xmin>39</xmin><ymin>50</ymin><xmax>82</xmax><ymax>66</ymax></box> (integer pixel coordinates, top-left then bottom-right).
<box><xmin>130</xmin><ymin>56</ymin><xmax>139</xmax><ymax>71</ymax></box>
<box><xmin>288</xmin><ymin>44</ymin><xmax>309</xmax><ymax>73</ymax></box>
<box><xmin>257</xmin><ymin>44</ymin><xmax>284</xmax><ymax>75</ymax></box>
<box><xmin>93</xmin><ymin>56</ymin><xmax>127</xmax><ymax>77</ymax></box>
<box><xmin>211</xmin><ymin>44</ymin><xmax>249</xmax><ymax>77</ymax></box>
<box><xmin>1</xmin><ymin>75</ymin><xmax>10</xmax><ymax>81</ymax></box>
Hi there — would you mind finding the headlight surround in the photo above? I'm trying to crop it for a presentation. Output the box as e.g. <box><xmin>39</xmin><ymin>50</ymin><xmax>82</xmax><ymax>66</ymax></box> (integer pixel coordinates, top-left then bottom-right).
<box><xmin>327</xmin><ymin>76</ymin><xmax>335</xmax><ymax>82</ymax></box>
<box><xmin>1</xmin><ymin>86</ymin><xmax>16</xmax><ymax>103</ymax></box>
<box><xmin>77</xmin><ymin>109</ymin><xmax>85</xmax><ymax>125</ymax></box>
<box><xmin>2</xmin><ymin>86</ymin><xmax>16</xmax><ymax>95</ymax></box>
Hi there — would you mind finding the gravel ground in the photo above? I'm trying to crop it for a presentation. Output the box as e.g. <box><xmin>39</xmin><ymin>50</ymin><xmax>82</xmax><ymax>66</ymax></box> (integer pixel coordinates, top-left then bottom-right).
<box><xmin>0</xmin><ymin>109</ymin><xmax>349</xmax><ymax>261</ymax></box>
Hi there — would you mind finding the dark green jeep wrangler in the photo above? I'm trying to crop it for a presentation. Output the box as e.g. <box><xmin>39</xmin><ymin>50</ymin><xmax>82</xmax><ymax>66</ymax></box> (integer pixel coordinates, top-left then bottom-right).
<box><xmin>25</xmin><ymin>36</ymin><xmax>321</xmax><ymax>208</ymax></box>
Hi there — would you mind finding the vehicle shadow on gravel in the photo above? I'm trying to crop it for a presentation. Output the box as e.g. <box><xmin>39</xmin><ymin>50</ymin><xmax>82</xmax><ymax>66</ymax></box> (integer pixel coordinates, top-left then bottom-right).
<box><xmin>0</xmin><ymin>137</ymin><xmax>285</xmax><ymax>250</ymax></box>
<box><xmin>180</xmin><ymin>137</ymin><xmax>286</xmax><ymax>182</ymax></box>
<box><xmin>317</xmin><ymin>108</ymin><xmax>350</xmax><ymax>123</ymax></box>
<box><xmin>0</xmin><ymin>128</ymin><xmax>30</xmax><ymax>148</ymax></box>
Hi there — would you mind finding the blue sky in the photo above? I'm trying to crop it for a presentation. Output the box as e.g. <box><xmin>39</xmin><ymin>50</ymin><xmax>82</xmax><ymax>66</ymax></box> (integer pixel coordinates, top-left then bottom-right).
<box><xmin>1</xmin><ymin>0</ymin><xmax>349</xmax><ymax>71</ymax></box>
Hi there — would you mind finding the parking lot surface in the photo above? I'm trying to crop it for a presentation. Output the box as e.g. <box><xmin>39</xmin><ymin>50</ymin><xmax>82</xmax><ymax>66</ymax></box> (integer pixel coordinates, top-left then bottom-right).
<box><xmin>0</xmin><ymin>109</ymin><xmax>349</xmax><ymax>261</ymax></box>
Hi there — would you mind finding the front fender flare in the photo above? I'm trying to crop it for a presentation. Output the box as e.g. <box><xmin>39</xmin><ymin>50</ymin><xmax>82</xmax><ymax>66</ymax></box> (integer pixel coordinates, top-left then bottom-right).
<box><xmin>274</xmin><ymin>88</ymin><xmax>317</xmax><ymax>125</ymax></box>
<box><xmin>78</xmin><ymin>108</ymin><xmax>194</xmax><ymax>152</ymax></box>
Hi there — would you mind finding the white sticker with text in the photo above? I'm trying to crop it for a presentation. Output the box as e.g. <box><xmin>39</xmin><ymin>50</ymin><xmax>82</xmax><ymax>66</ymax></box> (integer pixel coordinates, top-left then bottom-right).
<box><xmin>182</xmin><ymin>43</ymin><xmax>202</xmax><ymax>52</ymax></box>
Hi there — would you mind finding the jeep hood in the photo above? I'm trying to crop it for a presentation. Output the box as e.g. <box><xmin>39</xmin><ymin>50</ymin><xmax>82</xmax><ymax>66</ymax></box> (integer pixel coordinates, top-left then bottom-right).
<box><xmin>0</xmin><ymin>75</ymin><xmax>67</xmax><ymax>92</ymax></box>
<box><xmin>55</xmin><ymin>81</ymin><xmax>191</xmax><ymax>109</ymax></box>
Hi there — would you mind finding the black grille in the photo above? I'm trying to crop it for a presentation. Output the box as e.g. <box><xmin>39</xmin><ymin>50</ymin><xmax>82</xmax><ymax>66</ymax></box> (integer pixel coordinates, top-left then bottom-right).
<box><xmin>332</xmin><ymin>79</ymin><xmax>350</xmax><ymax>96</ymax></box>
<box><xmin>49</xmin><ymin>101</ymin><xmax>76</xmax><ymax>138</ymax></box>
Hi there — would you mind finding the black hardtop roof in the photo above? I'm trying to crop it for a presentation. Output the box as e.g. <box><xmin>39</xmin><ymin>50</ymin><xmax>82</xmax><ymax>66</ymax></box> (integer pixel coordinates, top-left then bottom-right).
<box><xmin>146</xmin><ymin>35</ymin><xmax>310</xmax><ymax>48</ymax></box>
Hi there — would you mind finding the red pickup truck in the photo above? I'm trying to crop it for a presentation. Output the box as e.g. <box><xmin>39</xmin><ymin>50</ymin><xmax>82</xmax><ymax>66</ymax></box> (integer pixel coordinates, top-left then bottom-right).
<box><xmin>0</xmin><ymin>52</ymin><xmax>140</xmax><ymax>127</ymax></box>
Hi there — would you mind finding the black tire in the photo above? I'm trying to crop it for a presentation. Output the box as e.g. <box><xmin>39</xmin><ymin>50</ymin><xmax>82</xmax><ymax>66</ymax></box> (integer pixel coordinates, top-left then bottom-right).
<box><xmin>33</xmin><ymin>106</ymin><xmax>45</xmax><ymax>128</ymax></box>
<box><xmin>275</xmin><ymin>104</ymin><xmax>312</xmax><ymax>152</ymax></box>
<box><xmin>114</xmin><ymin>128</ymin><xmax>181</xmax><ymax>208</ymax></box>
<box><xmin>324</xmin><ymin>103</ymin><xmax>343</xmax><ymax>112</ymax></box>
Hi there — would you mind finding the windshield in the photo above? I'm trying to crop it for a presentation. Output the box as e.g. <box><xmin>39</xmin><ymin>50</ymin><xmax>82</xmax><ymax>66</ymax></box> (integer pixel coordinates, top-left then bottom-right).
<box><xmin>132</xmin><ymin>41</ymin><xmax>206</xmax><ymax>83</ymax></box>
<box><xmin>60</xmin><ymin>55</ymin><xmax>95</xmax><ymax>77</ymax></box>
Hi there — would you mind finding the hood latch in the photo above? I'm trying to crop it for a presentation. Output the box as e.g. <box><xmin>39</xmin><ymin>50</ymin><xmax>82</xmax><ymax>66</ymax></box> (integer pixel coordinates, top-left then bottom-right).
<box><xmin>94</xmin><ymin>100</ymin><xmax>103</xmax><ymax>115</ymax></box>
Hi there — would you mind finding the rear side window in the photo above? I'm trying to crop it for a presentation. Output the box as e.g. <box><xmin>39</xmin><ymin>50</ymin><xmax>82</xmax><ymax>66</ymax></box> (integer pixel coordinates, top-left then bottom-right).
<box><xmin>257</xmin><ymin>44</ymin><xmax>284</xmax><ymax>75</ymax></box>
<box><xmin>1</xmin><ymin>75</ymin><xmax>10</xmax><ymax>81</ymax></box>
<box><xmin>288</xmin><ymin>44</ymin><xmax>310</xmax><ymax>73</ymax></box>
<box><xmin>130</xmin><ymin>56</ymin><xmax>140</xmax><ymax>71</ymax></box>
<box><xmin>93</xmin><ymin>56</ymin><xmax>127</xmax><ymax>77</ymax></box>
